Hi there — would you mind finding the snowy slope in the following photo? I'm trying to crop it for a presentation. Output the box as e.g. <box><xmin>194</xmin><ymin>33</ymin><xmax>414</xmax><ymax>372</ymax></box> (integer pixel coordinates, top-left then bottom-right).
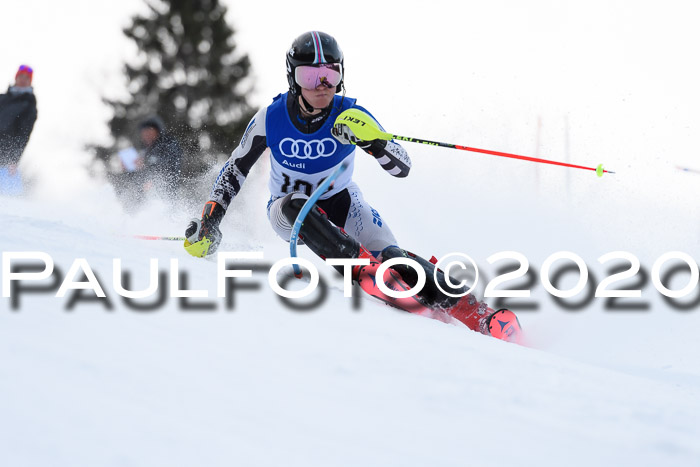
<box><xmin>2</xmin><ymin>174</ymin><xmax>700</xmax><ymax>467</ymax></box>
<box><xmin>3</xmin><ymin>1</ymin><xmax>700</xmax><ymax>465</ymax></box>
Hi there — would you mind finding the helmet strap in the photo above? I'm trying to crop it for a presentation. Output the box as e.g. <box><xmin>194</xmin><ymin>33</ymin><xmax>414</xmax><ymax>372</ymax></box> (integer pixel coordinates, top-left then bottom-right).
<box><xmin>332</xmin><ymin>85</ymin><xmax>346</xmax><ymax>117</ymax></box>
<box><xmin>300</xmin><ymin>94</ymin><xmax>316</xmax><ymax>114</ymax></box>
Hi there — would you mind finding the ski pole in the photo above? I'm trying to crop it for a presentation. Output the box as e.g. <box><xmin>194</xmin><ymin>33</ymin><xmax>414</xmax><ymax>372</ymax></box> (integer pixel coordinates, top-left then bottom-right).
<box><xmin>335</xmin><ymin>108</ymin><xmax>615</xmax><ymax>177</ymax></box>
<box><xmin>133</xmin><ymin>235</ymin><xmax>186</xmax><ymax>241</ymax></box>
<box><xmin>392</xmin><ymin>135</ymin><xmax>614</xmax><ymax>176</ymax></box>
<box><xmin>676</xmin><ymin>165</ymin><xmax>700</xmax><ymax>175</ymax></box>
<box><xmin>290</xmin><ymin>160</ymin><xmax>350</xmax><ymax>278</ymax></box>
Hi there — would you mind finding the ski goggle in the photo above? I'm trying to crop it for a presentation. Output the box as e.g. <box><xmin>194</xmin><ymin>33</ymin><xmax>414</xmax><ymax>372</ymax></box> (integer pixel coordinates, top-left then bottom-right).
<box><xmin>17</xmin><ymin>65</ymin><xmax>33</xmax><ymax>74</ymax></box>
<box><xmin>294</xmin><ymin>63</ymin><xmax>342</xmax><ymax>90</ymax></box>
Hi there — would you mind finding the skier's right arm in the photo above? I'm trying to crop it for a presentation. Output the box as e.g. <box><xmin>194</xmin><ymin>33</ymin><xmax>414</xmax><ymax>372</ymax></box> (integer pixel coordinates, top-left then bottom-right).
<box><xmin>185</xmin><ymin>108</ymin><xmax>268</xmax><ymax>256</ymax></box>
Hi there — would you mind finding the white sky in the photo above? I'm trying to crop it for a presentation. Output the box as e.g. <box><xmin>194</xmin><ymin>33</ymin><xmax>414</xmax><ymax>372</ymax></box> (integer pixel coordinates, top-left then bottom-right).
<box><xmin>1</xmin><ymin>0</ymin><xmax>699</xmax><ymax>222</ymax></box>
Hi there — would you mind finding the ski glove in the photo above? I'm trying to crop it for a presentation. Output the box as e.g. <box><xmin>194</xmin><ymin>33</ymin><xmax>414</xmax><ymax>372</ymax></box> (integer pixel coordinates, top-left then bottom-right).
<box><xmin>185</xmin><ymin>201</ymin><xmax>224</xmax><ymax>257</ymax></box>
<box><xmin>332</xmin><ymin>123</ymin><xmax>388</xmax><ymax>156</ymax></box>
<box><xmin>331</xmin><ymin>123</ymin><xmax>371</xmax><ymax>147</ymax></box>
<box><xmin>332</xmin><ymin>108</ymin><xmax>391</xmax><ymax>156</ymax></box>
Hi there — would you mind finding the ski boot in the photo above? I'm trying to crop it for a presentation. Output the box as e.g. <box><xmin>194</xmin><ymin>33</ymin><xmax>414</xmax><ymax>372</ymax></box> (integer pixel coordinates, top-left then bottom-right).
<box><xmin>379</xmin><ymin>246</ymin><xmax>522</xmax><ymax>343</ymax></box>
<box><xmin>444</xmin><ymin>294</ymin><xmax>522</xmax><ymax>343</ymax></box>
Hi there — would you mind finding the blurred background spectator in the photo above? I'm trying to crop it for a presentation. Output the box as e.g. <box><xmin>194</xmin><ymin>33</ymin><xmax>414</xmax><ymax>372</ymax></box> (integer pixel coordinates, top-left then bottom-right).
<box><xmin>0</xmin><ymin>65</ymin><xmax>37</xmax><ymax>195</ymax></box>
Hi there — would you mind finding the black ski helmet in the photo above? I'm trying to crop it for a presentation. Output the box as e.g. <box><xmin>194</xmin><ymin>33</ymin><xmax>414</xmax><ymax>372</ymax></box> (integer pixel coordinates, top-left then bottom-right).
<box><xmin>286</xmin><ymin>31</ymin><xmax>344</xmax><ymax>96</ymax></box>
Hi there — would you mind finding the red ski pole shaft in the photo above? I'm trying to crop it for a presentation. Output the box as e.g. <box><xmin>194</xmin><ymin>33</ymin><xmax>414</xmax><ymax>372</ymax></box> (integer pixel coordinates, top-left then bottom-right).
<box><xmin>133</xmin><ymin>235</ymin><xmax>186</xmax><ymax>241</ymax></box>
<box><xmin>391</xmin><ymin>135</ymin><xmax>615</xmax><ymax>175</ymax></box>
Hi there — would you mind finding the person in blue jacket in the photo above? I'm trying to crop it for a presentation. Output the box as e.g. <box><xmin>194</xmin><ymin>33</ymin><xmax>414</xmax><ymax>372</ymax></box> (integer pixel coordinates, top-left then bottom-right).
<box><xmin>187</xmin><ymin>31</ymin><xmax>410</xmax><ymax>259</ymax></box>
<box><xmin>185</xmin><ymin>31</ymin><xmax>521</xmax><ymax>341</ymax></box>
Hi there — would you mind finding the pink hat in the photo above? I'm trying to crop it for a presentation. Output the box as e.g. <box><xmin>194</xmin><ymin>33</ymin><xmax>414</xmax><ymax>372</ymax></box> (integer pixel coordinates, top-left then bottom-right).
<box><xmin>16</xmin><ymin>64</ymin><xmax>33</xmax><ymax>84</ymax></box>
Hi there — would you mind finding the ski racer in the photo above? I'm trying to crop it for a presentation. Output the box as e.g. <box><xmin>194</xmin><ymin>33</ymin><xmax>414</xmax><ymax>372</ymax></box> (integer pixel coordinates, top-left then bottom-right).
<box><xmin>185</xmin><ymin>31</ymin><xmax>521</xmax><ymax>342</ymax></box>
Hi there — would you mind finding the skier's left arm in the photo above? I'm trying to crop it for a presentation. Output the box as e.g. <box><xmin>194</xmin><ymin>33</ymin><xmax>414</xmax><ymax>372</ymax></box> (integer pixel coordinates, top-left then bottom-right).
<box><xmin>332</xmin><ymin>107</ymin><xmax>411</xmax><ymax>178</ymax></box>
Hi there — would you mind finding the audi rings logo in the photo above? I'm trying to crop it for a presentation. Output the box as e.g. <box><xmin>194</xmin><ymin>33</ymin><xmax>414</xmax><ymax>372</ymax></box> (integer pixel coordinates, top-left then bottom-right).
<box><xmin>279</xmin><ymin>138</ymin><xmax>338</xmax><ymax>159</ymax></box>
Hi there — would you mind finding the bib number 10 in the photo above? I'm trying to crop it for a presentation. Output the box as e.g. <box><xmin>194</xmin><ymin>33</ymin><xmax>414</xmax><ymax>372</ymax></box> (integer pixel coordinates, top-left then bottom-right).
<box><xmin>281</xmin><ymin>173</ymin><xmax>315</xmax><ymax>197</ymax></box>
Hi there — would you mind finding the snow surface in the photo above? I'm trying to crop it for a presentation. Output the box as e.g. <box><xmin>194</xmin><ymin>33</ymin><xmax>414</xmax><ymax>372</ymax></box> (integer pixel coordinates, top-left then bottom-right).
<box><xmin>2</xmin><ymin>161</ymin><xmax>700</xmax><ymax>467</ymax></box>
<box><xmin>3</xmin><ymin>1</ymin><xmax>700</xmax><ymax>465</ymax></box>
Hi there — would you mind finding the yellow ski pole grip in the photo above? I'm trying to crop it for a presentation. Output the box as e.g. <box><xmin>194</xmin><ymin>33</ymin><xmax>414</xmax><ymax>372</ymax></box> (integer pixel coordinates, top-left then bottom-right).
<box><xmin>184</xmin><ymin>236</ymin><xmax>213</xmax><ymax>258</ymax></box>
<box><xmin>335</xmin><ymin>108</ymin><xmax>393</xmax><ymax>142</ymax></box>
